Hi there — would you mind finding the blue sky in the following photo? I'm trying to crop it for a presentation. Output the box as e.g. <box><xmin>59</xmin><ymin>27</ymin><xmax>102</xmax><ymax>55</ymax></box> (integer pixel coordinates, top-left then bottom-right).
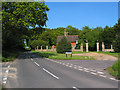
<box><xmin>44</xmin><ymin>2</ymin><xmax>118</xmax><ymax>30</ymax></box>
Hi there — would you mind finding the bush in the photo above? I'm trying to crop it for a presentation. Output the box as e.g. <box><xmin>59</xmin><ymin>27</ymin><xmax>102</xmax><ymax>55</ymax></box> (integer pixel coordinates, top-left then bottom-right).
<box><xmin>107</xmin><ymin>60</ymin><xmax>120</xmax><ymax>79</ymax></box>
<box><xmin>111</xmin><ymin>60</ymin><xmax>120</xmax><ymax>79</ymax></box>
<box><xmin>56</xmin><ymin>36</ymin><xmax>72</xmax><ymax>54</ymax></box>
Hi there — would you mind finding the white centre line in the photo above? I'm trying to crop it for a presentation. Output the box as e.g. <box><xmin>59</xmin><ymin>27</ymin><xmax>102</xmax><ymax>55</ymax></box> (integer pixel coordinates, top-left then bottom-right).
<box><xmin>31</xmin><ymin>58</ymin><xmax>33</xmax><ymax>61</ymax></box>
<box><xmin>43</xmin><ymin>68</ymin><xmax>59</xmax><ymax>79</ymax></box>
<box><xmin>34</xmin><ymin>62</ymin><xmax>40</xmax><ymax>66</ymax></box>
<box><xmin>72</xmin><ymin>86</ymin><xmax>79</xmax><ymax>90</ymax></box>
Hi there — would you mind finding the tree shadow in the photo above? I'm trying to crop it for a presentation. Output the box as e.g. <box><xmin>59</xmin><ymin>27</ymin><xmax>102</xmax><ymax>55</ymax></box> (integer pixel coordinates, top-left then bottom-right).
<box><xmin>17</xmin><ymin>51</ymin><xmax>57</xmax><ymax>60</ymax></box>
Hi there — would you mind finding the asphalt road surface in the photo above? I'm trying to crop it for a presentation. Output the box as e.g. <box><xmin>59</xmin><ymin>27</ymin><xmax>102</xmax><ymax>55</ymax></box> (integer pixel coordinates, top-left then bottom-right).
<box><xmin>4</xmin><ymin>52</ymin><xmax>118</xmax><ymax>89</ymax></box>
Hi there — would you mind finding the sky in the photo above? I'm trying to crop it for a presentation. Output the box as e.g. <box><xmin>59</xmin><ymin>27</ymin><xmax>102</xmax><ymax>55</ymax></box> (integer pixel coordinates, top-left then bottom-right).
<box><xmin>44</xmin><ymin>2</ymin><xmax>118</xmax><ymax>30</ymax></box>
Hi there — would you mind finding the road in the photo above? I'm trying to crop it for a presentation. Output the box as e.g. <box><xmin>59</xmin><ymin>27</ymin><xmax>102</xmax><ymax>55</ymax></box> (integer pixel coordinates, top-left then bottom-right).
<box><xmin>3</xmin><ymin>52</ymin><xmax>118</xmax><ymax>89</ymax></box>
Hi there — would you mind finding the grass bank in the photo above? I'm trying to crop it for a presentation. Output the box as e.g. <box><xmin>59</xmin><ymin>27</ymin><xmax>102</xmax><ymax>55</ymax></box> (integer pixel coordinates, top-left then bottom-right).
<box><xmin>2</xmin><ymin>49</ymin><xmax>24</xmax><ymax>62</ymax></box>
<box><xmin>106</xmin><ymin>60</ymin><xmax>120</xmax><ymax>80</ymax></box>
<box><xmin>32</xmin><ymin>51</ymin><xmax>95</xmax><ymax>60</ymax></box>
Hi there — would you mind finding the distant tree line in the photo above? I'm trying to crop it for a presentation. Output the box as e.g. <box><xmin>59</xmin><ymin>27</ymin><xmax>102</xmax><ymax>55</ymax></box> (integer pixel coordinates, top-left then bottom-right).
<box><xmin>28</xmin><ymin>19</ymin><xmax>120</xmax><ymax>52</ymax></box>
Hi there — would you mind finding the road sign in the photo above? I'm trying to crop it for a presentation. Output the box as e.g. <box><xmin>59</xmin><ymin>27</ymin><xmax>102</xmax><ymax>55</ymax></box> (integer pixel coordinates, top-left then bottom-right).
<box><xmin>66</xmin><ymin>52</ymin><xmax>72</xmax><ymax>57</ymax></box>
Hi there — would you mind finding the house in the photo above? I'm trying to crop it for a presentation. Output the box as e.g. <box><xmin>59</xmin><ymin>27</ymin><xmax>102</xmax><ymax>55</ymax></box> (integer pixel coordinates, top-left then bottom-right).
<box><xmin>57</xmin><ymin>29</ymin><xmax>78</xmax><ymax>50</ymax></box>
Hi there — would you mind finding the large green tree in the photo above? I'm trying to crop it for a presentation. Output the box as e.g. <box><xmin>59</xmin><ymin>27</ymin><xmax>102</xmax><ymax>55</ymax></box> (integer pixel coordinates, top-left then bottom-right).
<box><xmin>2</xmin><ymin>2</ymin><xmax>49</xmax><ymax>50</ymax></box>
<box><xmin>112</xmin><ymin>19</ymin><xmax>120</xmax><ymax>52</ymax></box>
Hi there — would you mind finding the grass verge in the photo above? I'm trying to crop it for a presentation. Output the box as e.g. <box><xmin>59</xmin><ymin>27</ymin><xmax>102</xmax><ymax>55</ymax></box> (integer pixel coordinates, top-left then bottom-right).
<box><xmin>32</xmin><ymin>51</ymin><xmax>95</xmax><ymax>60</ymax></box>
<box><xmin>106</xmin><ymin>60</ymin><xmax>120</xmax><ymax>80</ymax></box>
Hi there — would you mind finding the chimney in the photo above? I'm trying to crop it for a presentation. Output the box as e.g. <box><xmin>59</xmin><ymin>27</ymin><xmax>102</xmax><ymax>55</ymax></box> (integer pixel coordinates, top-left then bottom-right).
<box><xmin>64</xmin><ymin>29</ymin><xmax>68</xmax><ymax>36</ymax></box>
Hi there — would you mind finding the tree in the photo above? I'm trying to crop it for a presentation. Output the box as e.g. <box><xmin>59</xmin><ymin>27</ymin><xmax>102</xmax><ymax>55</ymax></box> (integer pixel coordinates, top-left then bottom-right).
<box><xmin>2</xmin><ymin>2</ymin><xmax>49</xmax><ymax>50</ymax></box>
<box><xmin>39</xmin><ymin>29</ymin><xmax>57</xmax><ymax>46</ymax></box>
<box><xmin>112</xmin><ymin>19</ymin><xmax>120</xmax><ymax>52</ymax></box>
<box><xmin>99</xmin><ymin>26</ymin><xmax>115</xmax><ymax>49</ymax></box>
<box><xmin>56</xmin><ymin>37</ymin><xmax>72</xmax><ymax>54</ymax></box>
<box><xmin>66</xmin><ymin>25</ymin><xmax>80</xmax><ymax>35</ymax></box>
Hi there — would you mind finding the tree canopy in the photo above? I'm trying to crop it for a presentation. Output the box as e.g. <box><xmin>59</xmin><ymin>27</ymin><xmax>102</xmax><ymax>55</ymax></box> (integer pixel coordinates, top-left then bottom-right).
<box><xmin>2</xmin><ymin>2</ymin><xmax>49</xmax><ymax>51</ymax></box>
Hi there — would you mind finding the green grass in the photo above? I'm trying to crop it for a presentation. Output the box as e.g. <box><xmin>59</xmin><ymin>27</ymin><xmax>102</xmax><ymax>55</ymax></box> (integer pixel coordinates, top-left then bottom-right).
<box><xmin>32</xmin><ymin>51</ymin><xmax>95</xmax><ymax>60</ymax></box>
<box><xmin>97</xmin><ymin>51</ymin><xmax>119</xmax><ymax>57</ymax></box>
<box><xmin>2</xmin><ymin>49</ymin><xmax>24</xmax><ymax>62</ymax></box>
<box><xmin>106</xmin><ymin>61</ymin><xmax>120</xmax><ymax>80</ymax></box>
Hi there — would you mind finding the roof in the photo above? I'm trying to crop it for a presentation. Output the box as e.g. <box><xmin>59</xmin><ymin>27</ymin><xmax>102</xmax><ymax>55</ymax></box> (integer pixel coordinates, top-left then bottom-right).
<box><xmin>57</xmin><ymin>35</ymin><xmax>78</xmax><ymax>43</ymax></box>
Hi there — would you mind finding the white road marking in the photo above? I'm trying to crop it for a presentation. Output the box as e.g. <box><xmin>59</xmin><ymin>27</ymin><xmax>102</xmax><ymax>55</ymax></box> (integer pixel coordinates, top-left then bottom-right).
<box><xmin>8</xmin><ymin>65</ymin><xmax>10</xmax><ymax>68</ymax></box>
<box><xmin>90</xmin><ymin>69</ymin><xmax>96</xmax><ymax>72</ymax></box>
<box><xmin>3</xmin><ymin>77</ymin><xmax>7</xmax><ymax>81</ymax></box>
<box><xmin>5</xmin><ymin>70</ymin><xmax>9</xmax><ymax>73</ymax></box>
<box><xmin>31</xmin><ymin>58</ymin><xmax>33</xmax><ymax>61</ymax></box>
<box><xmin>43</xmin><ymin>68</ymin><xmax>59</xmax><ymax>79</ymax></box>
<box><xmin>99</xmin><ymin>75</ymin><xmax>106</xmax><ymax>77</ymax></box>
<box><xmin>110</xmin><ymin>78</ymin><xmax>116</xmax><ymax>80</ymax></box>
<box><xmin>72</xmin><ymin>86</ymin><xmax>79</xmax><ymax>90</ymax></box>
<box><xmin>3</xmin><ymin>81</ymin><xmax>7</xmax><ymax>84</ymax></box>
<box><xmin>84</xmin><ymin>70</ymin><xmax>89</xmax><ymax>72</ymax></box>
<box><xmin>91</xmin><ymin>72</ymin><xmax>97</xmax><ymax>75</ymax></box>
<box><xmin>34</xmin><ymin>62</ymin><xmax>40</xmax><ymax>66</ymax></box>
<box><xmin>97</xmin><ymin>71</ymin><xmax>104</xmax><ymax>74</ymax></box>
<box><xmin>84</xmin><ymin>68</ymin><xmax>89</xmax><ymax>70</ymax></box>
<box><xmin>78</xmin><ymin>68</ymin><xmax>83</xmax><ymax>71</ymax></box>
<box><xmin>69</xmin><ymin>66</ymin><xmax>72</xmax><ymax>67</ymax></box>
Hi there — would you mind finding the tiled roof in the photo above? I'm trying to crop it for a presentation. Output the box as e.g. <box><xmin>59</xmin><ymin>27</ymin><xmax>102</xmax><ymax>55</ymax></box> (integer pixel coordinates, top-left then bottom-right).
<box><xmin>57</xmin><ymin>35</ymin><xmax>78</xmax><ymax>42</ymax></box>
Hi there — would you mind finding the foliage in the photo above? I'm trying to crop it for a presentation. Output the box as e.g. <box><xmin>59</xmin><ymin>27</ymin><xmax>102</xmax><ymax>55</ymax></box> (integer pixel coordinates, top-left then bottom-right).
<box><xmin>39</xmin><ymin>29</ymin><xmax>57</xmax><ymax>46</ymax></box>
<box><xmin>66</xmin><ymin>25</ymin><xmax>80</xmax><ymax>35</ymax></box>
<box><xmin>2</xmin><ymin>2</ymin><xmax>49</xmax><ymax>51</ymax></box>
<box><xmin>107</xmin><ymin>60</ymin><xmax>120</xmax><ymax>79</ymax></box>
<box><xmin>29</xmin><ymin>39</ymin><xmax>48</xmax><ymax>49</ymax></box>
<box><xmin>112</xmin><ymin>19</ymin><xmax>120</xmax><ymax>53</ymax></box>
<box><xmin>56</xmin><ymin>37</ymin><xmax>72</xmax><ymax>54</ymax></box>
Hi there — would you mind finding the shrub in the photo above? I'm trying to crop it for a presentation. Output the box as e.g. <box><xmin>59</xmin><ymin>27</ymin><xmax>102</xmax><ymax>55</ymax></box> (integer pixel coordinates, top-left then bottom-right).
<box><xmin>56</xmin><ymin>36</ymin><xmax>72</xmax><ymax>54</ymax></box>
<box><xmin>111</xmin><ymin>60</ymin><xmax>120</xmax><ymax>79</ymax></box>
